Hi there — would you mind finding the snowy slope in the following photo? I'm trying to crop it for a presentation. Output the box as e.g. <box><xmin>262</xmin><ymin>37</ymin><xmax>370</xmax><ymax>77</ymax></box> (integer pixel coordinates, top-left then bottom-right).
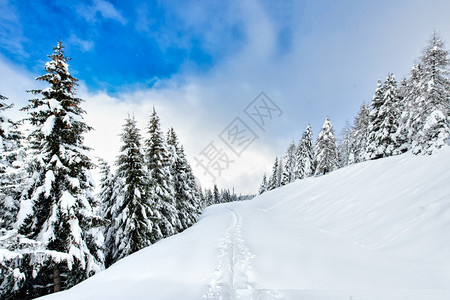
<box><xmin>41</xmin><ymin>148</ymin><xmax>450</xmax><ymax>300</ymax></box>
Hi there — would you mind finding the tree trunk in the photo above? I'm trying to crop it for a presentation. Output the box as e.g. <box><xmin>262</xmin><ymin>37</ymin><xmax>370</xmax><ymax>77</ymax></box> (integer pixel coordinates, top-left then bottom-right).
<box><xmin>53</xmin><ymin>265</ymin><xmax>61</xmax><ymax>292</ymax></box>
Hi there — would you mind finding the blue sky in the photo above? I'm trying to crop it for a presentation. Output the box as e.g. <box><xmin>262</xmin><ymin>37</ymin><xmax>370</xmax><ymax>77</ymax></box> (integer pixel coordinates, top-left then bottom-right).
<box><xmin>1</xmin><ymin>0</ymin><xmax>245</xmax><ymax>90</ymax></box>
<box><xmin>1</xmin><ymin>0</ymin><xmax>450</xmax><ymax>193</ymax></box>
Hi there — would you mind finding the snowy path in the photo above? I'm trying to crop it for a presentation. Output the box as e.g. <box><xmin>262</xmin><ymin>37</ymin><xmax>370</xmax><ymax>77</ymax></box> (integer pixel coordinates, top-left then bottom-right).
<box><xmin>203</xmin><ymin>207</ymin><xmax>256</xmax><ymax>299</ymax></box>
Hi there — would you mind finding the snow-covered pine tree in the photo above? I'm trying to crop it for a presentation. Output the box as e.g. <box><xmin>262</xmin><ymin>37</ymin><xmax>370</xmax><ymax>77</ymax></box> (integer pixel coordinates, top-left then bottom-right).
<box><xmin>366</xmin><ymin>74</ymin><xmax>402</xmax><ymax>159</ymax></box>
<box><xmin>412</xmin><ymin>33</ymin><xmax>450</xmax><ymax>154</ymax></box>
<box><xmin>338</xmin><ymin>121</ymin><xmax>354</xmax><ymax>167</ymax></box>
<box><xmin>96</xmin><ymin>158</ymin><xmax>119</xmax><ymax>268</ymax></box>
<box><xmin>281</xmin><ymin>142</ymin><xmax>296</xmax><ymax>185</ymax></box>
<box><xmin>0</xmin><ymin>94</ymin><xmax>25</xmax><ymax>229</ymax></box>
<box><xmin>204</xmin><ymin>188</ymin><xmax>213</xmax><ymax>206</ymax></box>
<box><xmin>258</xmin><ymin>173</ymin><xmax>267</xmax><ymax>194</ymax></box>
<box><xmin>276</xmin><ymin>157</ymin><xmax>283</xmax><ymax>187</ymax></box>
<box><xmin>18</xmin><ymin>42</ymin><xmax>102</xmax><ymax>296</ymax></box>
<box><xmin>107</xmin><ymin>115</ymin><xmax>154</xmax><ymax>266</ymax></box>
<box><xmin>198</xmin><ymin>188</ymin><xmax>206</xmax><ymax>209</ymax></box>
<box><xmin>314</xmin><ymin>117</ymin><xmax>339</xmax><ymax>175</ymax></box>
<box><xmin>221</xmin><ymin>189</ymin><xmax>231</xmax><ymax>203</ymax></box>
<box><xmin>267</xmin><ymin>157</ymin><xmax>280</xmax><ymax>190</ymax></box>
<box><xmin>398</xmin><ymin>64</ymin><xmax>424</xmax><ymax>151</ymax></box>
<box><xmin>0</xmin><ymin>95</ymin><xmax>29</xmax><ymax>299</ymax></box>
<box><xmin>350</xmin><ymin>103</ymin><xmax>370</xmax><ymax>163</ymax></box>
<box><xmin>295</xmin><ymin>125</ymin><xmax>314</xmax><ymax>179</ymax></box>
<box><xmin>97</xmin><ymin>158</ymin><xmax>116</xmax><ymax>223</ymax></box>
<box><xmin>394</xmin><ymin>77</ymin><xmax>411</xmax><ymax>153</ymax></box>
<box><xmin>144</xmin><ymin>108</ymin><xmax>178</xmax><ymax>238</ymax></box>
<box><xmin>166</xmin><ymin>127</ymin><xmax>201</xmax><ymax>232</ymax></box>
<box><xmin>213</xmin><ymin>184</ymin><xmax>220</xmax><ymax>204</ymax></box>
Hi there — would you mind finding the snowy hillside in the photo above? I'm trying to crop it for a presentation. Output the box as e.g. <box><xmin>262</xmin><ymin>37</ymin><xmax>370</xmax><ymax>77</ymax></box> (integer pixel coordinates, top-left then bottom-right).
<box><xmin>41</xmin><ymin>148</ymin><xmax>450</xmax><ymax>300</ymax></box>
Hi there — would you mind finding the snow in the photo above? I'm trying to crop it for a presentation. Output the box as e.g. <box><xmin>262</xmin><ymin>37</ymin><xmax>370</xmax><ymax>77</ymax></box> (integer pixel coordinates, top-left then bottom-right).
<box><xmin>68</xmin><ymin>219</ymin><xmax>82</xmax><ymax>244</ymax></box>
<box><xmin>15</xmin><ymin>199</ymin><xmax>33</xmax><ymax>228</ymax></box>
<box><xmin>60</xmin><ymin>192</ymin><xmax>76</xmax><ymax>215</ymax></box>
<box><xmin>40</xmin><ymin>147</ymin><xmax>450</xmax><ymax>300</ymax></box>
<box><xmin>67</xmin><ymin>176</ymin><xmax>80</xmax><ymax>189</ymax></box>
<box><xmin>41</xmin><ymin>115</ymin><xmax>56</xmax><ymax>136</ymax></box>
<box><xmin>44</xmin><ymin>170</ymin><xmax>55</xmax><ymax>198</ymax></box>
<box><xmin>0</xmin><ymin>248</ymin><xmax>22</xmax><ymax>261</ymax></box>
<box><xmin>64</xmin><ymin>112</ymin><xmax>83</xmax><ymax>123</ymax></box>
<box><xmin>47</xmin><ymin>99</ymin><xmax>62</xmax><ymax>112</ymax></box>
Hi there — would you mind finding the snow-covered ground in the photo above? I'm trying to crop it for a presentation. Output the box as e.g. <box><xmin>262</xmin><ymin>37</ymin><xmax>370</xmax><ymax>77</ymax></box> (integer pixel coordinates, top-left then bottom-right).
<box><xmin>41</xmin><ymin>147</ymin><xmax>450</xmax><ymax>300</ymax></box>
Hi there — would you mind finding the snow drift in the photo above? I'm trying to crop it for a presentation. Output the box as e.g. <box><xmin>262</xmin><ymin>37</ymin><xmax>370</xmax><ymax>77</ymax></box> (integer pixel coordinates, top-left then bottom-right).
<box><xmin>41</xmin><ymin>148</ymin><xmax>450</xmax><ymax>299</ymax></box>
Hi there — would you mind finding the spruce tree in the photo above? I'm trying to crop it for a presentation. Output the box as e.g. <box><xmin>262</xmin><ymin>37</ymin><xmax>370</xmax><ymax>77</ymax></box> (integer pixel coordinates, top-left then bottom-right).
<box><xmin>276</xmin><ymin>157</ymin><xmax>283</xmax><ymax>187</ymax></box>
<box><xmin>351</xmin><ymin>103</ymin><xmax>370</xmax><ymax>163</ymax></box>
<box><xmin>213</xmin><ymin>184</ymin><xmax>220</xmax><ymax>204</ymax></box>
<box><xmin>314</xmin><ymin>117</ymin><xmax>339</xmax><ymax>175</ymax></box>
<box><xmin>338</xmin><ymin>121</ymin><xmax>354</xmax><ymax>167</ymax></box>
<box><xmin>107</xmin><ymin>115</ymin><xmax>154</xmax><ymax>265</ymax></box>
<box><xmin>97</xmin><ymin>158</ymin><xmax>119</xmax><ymax>267</ymax></box>
<box><xmin>399</xmin><ymin>64</ymin><xmax>425</xmax><ymax>150</ymax></box>
<box><xmin>395</xmin><ymin>77</ymin><xmax>411</xmax><ymax>153</ymax></box>
<box><xmin>295</xmin><ymin>125</ymin><xmax>314</xmax><ymax>179</ymax></box>
<box><xmin>144</xmin><ymin>108</ymin><xmax>178</xmax><ymax>238</ymax></box>
<box><xmin>18</xmin><ymin>41</ymin><xmax>102</xmax><ymax>296</ymax></box>
<box><xmin>258</xmin><ymin>173</ymin><xmax>267</xmax><ymax>194</ymax></box>
<box><xmin>198</xmin><ymin>188</ymin><xmax>206</xmax><ymax>209</ymax></box>
<box><xmin>0</xmin><ymin>94</ymin><xmax>25</xmax><ymax>229</ymax></box>
<box><xmin>166</xmin><ymin>127</ymin><xmax>201</xmax><ymax>232</ymax></box>
<box><xmin>366</xmin><ymin>74</ymin><xmax>402</xmax><ymax>159</ymax></box>
<box><xmin>267</xmin><ymin>157</ymin><xmax>279</xmax><ymax>190</ymax></box>
<box><xmin>97</xmin><ymin>158</ymin><xmax>116</xmax><ymax>224</ymax></box>
<box><xmin>281</xmin><ymin>142</ymin><xmax>296</xmax><ymax>185</ymax></box>
<box><xmin>221</xmin><ymin>189</ymin><xmax>231</xmax><ymax>203</ymax></box>
<box><xmin>204</xmin><ymin>188</ymin><xmax>213</xmax><ymax>206</ymax></box>
<box><xmin>412</xmin><ymin>33</ymin><xmax>450</xmax><ymax>154</ymax></box>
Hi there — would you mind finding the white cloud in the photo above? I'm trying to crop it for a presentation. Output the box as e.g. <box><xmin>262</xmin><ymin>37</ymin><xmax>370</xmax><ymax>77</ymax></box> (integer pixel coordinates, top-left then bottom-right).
<box><xmin>0</xmin><ymin>54</ymin><xmax>42</xmax><ymax>114</ymax></box>
<box><xmin>77</xmin><ymin>0</ymin><xmax>127</xmax><ymax>25</ymax></box>
<box><xmin>0</xmin><ymin>0</ymin><xmax>27</xmax><ymax>56</ymax></box>
<box><xmin>68</xmin><ymin>34</ymin><xmax>94</xmax><ymax>52</ymax></box>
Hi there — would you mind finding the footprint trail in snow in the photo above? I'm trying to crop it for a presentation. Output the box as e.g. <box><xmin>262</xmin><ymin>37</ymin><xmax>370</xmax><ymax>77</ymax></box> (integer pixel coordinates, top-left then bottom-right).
<box><xmin>203</xmin><ymin>207</ymin><xmax>282</xmax><ymax>300</ymax></box>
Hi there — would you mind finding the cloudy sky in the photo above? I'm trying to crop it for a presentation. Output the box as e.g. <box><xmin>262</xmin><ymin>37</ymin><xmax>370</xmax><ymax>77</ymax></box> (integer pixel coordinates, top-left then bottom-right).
<box><xmin>1</xmin><ymin>0</ymin><xmax>449</xmax><ymax>194</ymax></box>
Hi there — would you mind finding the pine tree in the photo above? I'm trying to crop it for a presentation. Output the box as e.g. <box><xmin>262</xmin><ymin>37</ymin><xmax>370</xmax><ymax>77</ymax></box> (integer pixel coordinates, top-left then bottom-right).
<box><xmin>398</xmin><ymin>64</ymin><xmax>425</xmax><ymax>151</ymax></box>
<box><xmin>18</xmin><ymin>41</ymin><xmax>102</xmax><ymax>296</ymax></box>
<box><xmin>281</xmin><ymin>142</ymin><xmax>296</xmax><ymax>185</ymax></box>
<box><xmin>395</xmin><ymin>77</ymin><xmax>411</xmax><ymax>153</ymax></box>
<box><xmin>258</xmin><ymin>173</ymin><xmax>267</xmax><ymax>194</ymax></box>
<box><xmin>0</xmin><ymin>94</ymin><xmax>25</xmax><ymax>229</ymax></box>
<box><xmin>97</xmin><ymin>158</ymin><xmax>116</xmax><ymax>222</ymax></box>
<box><xmin>267</xmin><ymin>158</ymin><xmax>277</xmax><ymax>190</ymax></box>
<box><xmin>144</xmin><ymin>108</ymin><xmax>177</xmax><ymax>238</ymax></box>
<box><xmin>338</xmin><ymin>121</ymin><xmax>354</xmax><ymax>167</ymax></box>
<box><xmin>204</xmin><ymin>188</ymin><xmax>213</xmax><ymax>206</ymax></box>
<box><xmin>97</xmin><ymin>158</ymin><xmax>119</xmax><ymax>267</ymax></box>
<box><xmin>213</xmin><ymin>184</ymin><xmax>220</xmax><ymax>204</ymax></box>
<box><xmin>314</xmin><ymin>117</ymin><xmax>339</xmax><ymax>175</ymax></box>
<box><xmin>351</xmin><ymin>103</ymin><xmax>370</xmax><ymax>163</ymax></box>
<box><xmin>198</xmin><ymin>188</ymin><xmax>206</xmax><ymax>209</ymax></box>
<box><xmin>366</xmin><ymin>74</ymin><xmax>402</xmax><ymax>159</ymax></box>
<box><xmin>277</xmin><ymin>157</ymin><xmax>283</xmax><ymax>187</ymax></box>
<box><xmin>221</xmin><ymin>189</ymin><xmax>231</xmax><ymax>203</ymax></box>
<box><xmin>107</xmin><ymin>115</ymin><xmax>154</xmax><ymax>265</ymax></box>
<box><xmin>166</xmin><ymin>127</ymin><xmax>201</xmax><ymax>232</ymax></box>
<box><xmin>295</xmin><ymin>125</ymin><xmax>314</xmax><ymax>179</ymax></box>
<box><xmin>412</xmin><ymin>32</ymin><xmax>450</xmax><ymax>154</ymax></box>
<box><xmin>267</xmin><ymin>157</ymin><xmax>283</xmax><ymax>191</ymax></box>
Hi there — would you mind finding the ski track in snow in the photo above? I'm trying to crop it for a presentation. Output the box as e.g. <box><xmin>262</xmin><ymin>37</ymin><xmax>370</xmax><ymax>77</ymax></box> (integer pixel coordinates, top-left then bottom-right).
<box><xmin>203</xmin><ymin>207</ymin><xmax>282</xmax><ymax>300</ymax></box>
